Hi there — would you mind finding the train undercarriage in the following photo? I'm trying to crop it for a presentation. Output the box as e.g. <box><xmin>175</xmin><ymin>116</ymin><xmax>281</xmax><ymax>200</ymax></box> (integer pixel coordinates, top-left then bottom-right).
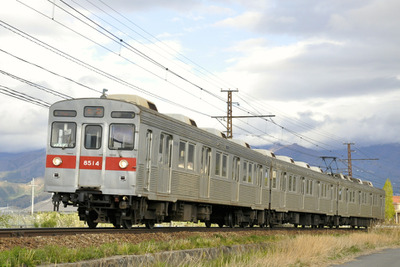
<box><xmin>52</xmin><ymin>191</ymin><xmax>374</xmax><ymax>229</ymax></box>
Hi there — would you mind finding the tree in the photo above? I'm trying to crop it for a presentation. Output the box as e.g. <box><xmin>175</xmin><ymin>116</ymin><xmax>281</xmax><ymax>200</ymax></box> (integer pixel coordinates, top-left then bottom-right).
<box><xmin>383</xmin><ymin>178</ymin><xmax>395</xmax><ymax>222</ymax></box>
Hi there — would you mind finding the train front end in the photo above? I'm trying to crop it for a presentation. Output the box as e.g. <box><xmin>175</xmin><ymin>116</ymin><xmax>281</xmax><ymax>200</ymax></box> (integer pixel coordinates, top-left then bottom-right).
<box><xmin>44</xmin><ymin>97</ymin><xmax>140</xmax><ymax>228</ymax></box>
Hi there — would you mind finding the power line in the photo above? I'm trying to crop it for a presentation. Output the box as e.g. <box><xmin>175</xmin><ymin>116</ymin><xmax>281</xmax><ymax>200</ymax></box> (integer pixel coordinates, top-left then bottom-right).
<box><xmin>47</xmin><ymin>0</ymin><xmax>346</xmax><ymax>153</ymax></box>
<box><xmin>0</xmin><ymin>48</ymin><xmax>102</xmax><ymax>95</ymax></box>
<box><xmin>0</xmin><ymin>84</ymin><xmax>50</xmax><ymax>108</ymax></box>
<box><xmin>0</xmin><ymin>69</ymin><xmax>71</xmax><ymax>100</ymax></box>
<box><xmin>0</xmin><ymin>19</ymin><xmax>212</xmax><ymax>117</ymax></box>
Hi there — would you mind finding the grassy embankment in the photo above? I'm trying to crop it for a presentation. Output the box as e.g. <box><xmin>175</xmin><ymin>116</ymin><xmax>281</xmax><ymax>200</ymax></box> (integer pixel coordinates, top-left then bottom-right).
<box><xmin>1</xmin><ymin>212</ymin><xmax>400</xmax><ymax>266</ymax></box>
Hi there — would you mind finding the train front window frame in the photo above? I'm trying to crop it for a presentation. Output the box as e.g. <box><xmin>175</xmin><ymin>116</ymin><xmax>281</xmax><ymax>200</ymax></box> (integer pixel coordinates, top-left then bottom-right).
<box><xmin>84</xmin><ymin>125</ymin><xmax>102</xmax><ymax>150</ymax></box>
<box><xmin>109</xmin><ymin>124</ymin><xmax>135</xmax><ymax>150</ymax></box>
<box><xmin>50</xmin><ymin>122</ymin><xmax>77</xmax><ymax>148</ymax></box>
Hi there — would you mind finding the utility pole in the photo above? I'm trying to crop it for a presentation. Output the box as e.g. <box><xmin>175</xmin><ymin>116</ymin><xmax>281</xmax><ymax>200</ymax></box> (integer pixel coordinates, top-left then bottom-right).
<box><xmin>212</xmin><ymin>89</ymin><xmax>275</xmax><ymax>139</ymax></box>
<box><xmin>30</xmin><ymin>178</ymin><xmax>37</xmax><ymax>215</ymax></box>
<box><xmin>343</xmin><ymin>143</ymin><xmax>378</xmax><ymax>177</ymax></box>
<box><xmin>344</xmin><ymin>143</ymin><xmax>355</xmax><ymax>177</ymax></box>
<box><xmin>221</xmin><ymin>89</ymin><xmax>238</xmax><ymax>139</ymax></box>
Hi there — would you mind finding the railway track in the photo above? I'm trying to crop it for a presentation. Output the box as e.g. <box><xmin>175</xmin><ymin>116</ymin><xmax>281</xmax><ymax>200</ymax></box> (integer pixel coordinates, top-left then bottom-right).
<box><xmin>0</xmin><ymin>225</ymin><xmax>365</xmax><ymax>238</ymax></box>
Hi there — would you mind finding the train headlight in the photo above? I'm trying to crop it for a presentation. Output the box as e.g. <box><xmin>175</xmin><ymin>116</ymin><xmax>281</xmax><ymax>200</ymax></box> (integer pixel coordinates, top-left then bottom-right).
<box><xmin>52</xmin><ymin>157</ymin><xmax>62</xmax><ymax>166</ymax></box>
<box><xmin>119</xmin><ymin>159</ymin><xmax>129</xmax><ymax>169</ymax></box>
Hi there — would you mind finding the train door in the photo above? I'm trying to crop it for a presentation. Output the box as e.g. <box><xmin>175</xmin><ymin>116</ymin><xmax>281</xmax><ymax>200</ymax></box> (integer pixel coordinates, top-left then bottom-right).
<box><xmin>144</xmin><ymin>130</ymin><xmax>153</xmax><ymax>191</ymax></box>
<box><xmin>301</xmin><ymin>177</ymin><xmax>305</xmax><ymax>210</ymax></box>
<box><xmin>231</xmin><ymin>157</ymin><xmax>240</xmax><ymax>202</ymax></box>
<box><xmin>158</xmin><ymin>133</ymin><xmax>172</xmax><ymax>194</ymax></box>
<box><xmin>255</xmin><ymin>165</ymin><xmax>263</xmax><ymax>205</ymax></box>
<box><xmin>200</xmin><ymin>146</ymin><xmax>211</xmax><ymax>198</ymax></box>
<box><xmin>78</xmin><ymin>124</ymin><xmax>104</xmax><ymax>188</ymax></box>
<box><xmin>280</xmin><ymin>172</ymin><xmax>287</xmax><ymax>208</ymax></box>
<box><xmin>316</xmin><ymin>182</ymin><xmax>320</xmax><ymax>211</ymax></box>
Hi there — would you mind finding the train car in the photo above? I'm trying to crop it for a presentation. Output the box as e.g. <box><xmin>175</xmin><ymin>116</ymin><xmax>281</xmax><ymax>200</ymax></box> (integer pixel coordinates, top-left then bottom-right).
<box><xmin>44</xmin><ymin>94</ymin><xmax>385</xmax><ymax>229</ymax></box>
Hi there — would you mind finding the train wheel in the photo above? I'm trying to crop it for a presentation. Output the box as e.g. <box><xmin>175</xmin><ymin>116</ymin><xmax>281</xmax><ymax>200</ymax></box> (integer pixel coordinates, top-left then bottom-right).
<box><xmin>86</xmin><ymin>211</ymin><xmax>98</xmax><ymax>229</ymax></box>
<box><xmin>122</xmin><ymin>219</ymin><xmax>133</xmax><ymax>229</ymax></box>
<box><xmin>205</xmin><ymin>220</ymin><xmax>212</xmax><ymax>228</ymax></box>
<box><xmin>145</xmin><ymin>220</ymin><xmax>155</xmax><ymax>229</ymax></box>
<box><xmin>227</xmin><ymin>213</ymin><xmax>234</xmax><ymax>228</ymax></box>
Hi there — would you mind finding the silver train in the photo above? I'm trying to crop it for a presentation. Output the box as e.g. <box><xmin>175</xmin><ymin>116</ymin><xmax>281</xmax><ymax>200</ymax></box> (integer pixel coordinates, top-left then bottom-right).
<box><xmin>44</xmin><ymin>94</ymin><xmax>385</xmax><ymax>229</ymax></box>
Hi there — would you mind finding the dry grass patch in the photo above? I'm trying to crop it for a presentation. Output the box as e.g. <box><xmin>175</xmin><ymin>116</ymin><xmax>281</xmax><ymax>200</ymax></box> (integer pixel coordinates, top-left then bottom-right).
<box><xmin>207</xmin><ymin>227</ymin><xmax>400</xmax><ymax>267</ymax></box>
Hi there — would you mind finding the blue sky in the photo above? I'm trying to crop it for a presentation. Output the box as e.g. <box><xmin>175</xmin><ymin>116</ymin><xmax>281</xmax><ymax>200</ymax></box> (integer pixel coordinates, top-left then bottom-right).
<box><xmin>0</xmin><ymin>0</ymin><xmax>400</xmax><ymax>155</ymax></box>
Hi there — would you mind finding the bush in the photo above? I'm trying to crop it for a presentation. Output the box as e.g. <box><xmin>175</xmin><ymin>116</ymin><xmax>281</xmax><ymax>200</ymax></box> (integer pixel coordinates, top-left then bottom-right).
<box><xmin>0</xmin><ymin>214</ymin><xmax>12</xmax><ymax>228</ymax></box>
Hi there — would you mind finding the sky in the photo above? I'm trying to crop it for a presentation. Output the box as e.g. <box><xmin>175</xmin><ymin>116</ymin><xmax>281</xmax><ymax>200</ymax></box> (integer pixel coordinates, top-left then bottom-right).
<box><xmin>0</xmin><ymin>0</ymin><xmax>400</xmax><ymax>156</ymax></box>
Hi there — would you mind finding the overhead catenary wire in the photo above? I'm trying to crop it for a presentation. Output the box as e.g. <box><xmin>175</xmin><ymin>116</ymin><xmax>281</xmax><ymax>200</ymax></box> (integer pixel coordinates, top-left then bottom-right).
<box><xmin>0</xmin><ymin>84</ymin><xmax>51</xmax><ymax>108</ymax></box>
<box><xmin>3</xmin><ymin>0</ymin><xmax>390</xmax><ymax>187</ymax></box>
<box><xmin>0</xmin><ymin>69</ymin><xmax>71</xmax><ymax>100</ymax></box>
<box><xmin>31</xmin><ymin>0</ymin><xmax>347</xmax><ymax>152</ymax></box>
<box><xmin>0</xmin><ymin>48</ymin><xmax>102</xmax><ymax>95</ymax></box>
<box><xmin>0</xmin><ymin>19</ymin><xmax>212</xmax><ymax>117</ymax></box>
<box><xmin>16</xmin><ymin>0</ymin><xmax>227</xmax><ymax>115</ymax></box>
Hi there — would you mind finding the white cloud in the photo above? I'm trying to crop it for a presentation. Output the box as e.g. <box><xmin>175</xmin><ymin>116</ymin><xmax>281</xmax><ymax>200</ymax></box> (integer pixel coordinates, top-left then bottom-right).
<box><xmin>0</xmin><ymin>0</ymin><xmax>400</xmax><ymax>154</ymax></box>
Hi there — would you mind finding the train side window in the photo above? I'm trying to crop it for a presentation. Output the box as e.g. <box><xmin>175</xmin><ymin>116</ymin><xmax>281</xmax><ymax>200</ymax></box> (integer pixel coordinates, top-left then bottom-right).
<box><xmin>281</xmin><ymin>172</ymin><xmax>287</xmax><ymax>191</ymax></box>
<box><xmin>306</xmin><ymin>180</ymin><xmax>313</xmax><ymax>195</ymax></box>
<box><xmin>256</xmin><ymin>165</ymin><xmax>263</xmax><ymax>187</ymax></box>
<box><xmin>288</xmin><ymin>175</ymin><xmax>296</xmax><ymax>192</ymax></box>
<box><xmin>84</xmin><ymin>125</ymin><xmax>102</xmax><ymax>149</ymax></box>
<box><xmin>221</xmin><ymin>154</ymin><xmax>228</xmax><ymax>177</ymax></box>
<box><xmin>271</xmin><ymin>170</ymin><xmax>277</xmax><ymax>189</ymax></box>
<box><xmin>51</xmin><ymin>122</ymin><xmax>76</xmax><ymax>148</ymax></box>
<box><xmin>242</xmin><ymin>161</ymin><xmax>248</xmax><ymax>182</ymax></box>
<box><xmin>109</xmin><ymin>124</ymin><xmax>134</xmax><ymax>150</ymax></box>
<box><xmin>232</xmin><ymin>157</ymin><xmax>240</xmax><ymax>181</ymax></box>
<box><xmin>247</xmin><ymin>163</ymin><xmax>253</xmax><ymax>183</ymax></box>
<box><xmin>215</xmin><ymin>152</ymin><xmax>221</xmax><ymax>176</ymax></box>
<box><xmin>264</xmin><ymin>168</ymin><xmax>270</xmax><ymax>188</ymax></box>
<box><xmin>293</xmin><ymin>176</ymin><xmax>297</xmax><ymax>192</ymax></box>
<box><xmin>187</xmin><ymin>143</ymin><xmax>195</xmax><ymax>170</ymax></box>
<box><xmin>178</xmin><ymin>141</ymin><xmax>186</xmax><ymax>168</ymax></box>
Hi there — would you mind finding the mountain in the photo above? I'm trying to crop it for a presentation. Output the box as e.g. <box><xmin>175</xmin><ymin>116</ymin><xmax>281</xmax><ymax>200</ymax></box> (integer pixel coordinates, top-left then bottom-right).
<box><xmin>0</xmin><ymin>144</ymin><xmax>399</xmax><ymax>206</ymax></box>
<box><xmin>0</xmin><ymin>178</ymin><xmax>50</xmax><ymax>209</ymax></box>
<box><xmin>0</xmin><ymin>149</ymin><xmax>45</xmax><ymax>183</ymax></box>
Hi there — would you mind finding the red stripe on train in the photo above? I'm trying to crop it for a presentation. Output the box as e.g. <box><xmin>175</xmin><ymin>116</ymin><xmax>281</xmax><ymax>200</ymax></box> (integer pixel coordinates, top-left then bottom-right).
<box><xmin>46</xmin><ymin>155</ymin><xmax>136</xmax><ymax>171</ymax></box>
<box><xmin>106</xmin><ymin>157</ymin><xmax>137</xmax><ymax>171</ymax></box>
<box><xmin>46</xmin><ymin>155</ymin><xmax>76</xmax><ymax>169</ymax></box>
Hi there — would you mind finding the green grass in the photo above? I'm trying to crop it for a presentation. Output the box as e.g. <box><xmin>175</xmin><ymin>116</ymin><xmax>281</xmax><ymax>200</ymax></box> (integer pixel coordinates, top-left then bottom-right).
<box><xmin>1</xmin><ymin>225</ymin><xmax>400</xmax><ymax>266</ymax></box>
<box><xmin>0</xmin><ymin>233</ymin><xmax>282</xmax><ymax>266</ymax></box>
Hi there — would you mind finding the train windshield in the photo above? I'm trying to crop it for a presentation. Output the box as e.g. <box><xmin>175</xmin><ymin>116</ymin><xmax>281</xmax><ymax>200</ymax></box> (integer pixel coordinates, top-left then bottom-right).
<box><xmin>51</xmin><ymin>122</ymin><xmax>76</xmax><ymax>148</ymax></box>
<box><xmin>109</xmin><ymin>124</ymin><xmax>135</xmax><ymax>150</ymax></box>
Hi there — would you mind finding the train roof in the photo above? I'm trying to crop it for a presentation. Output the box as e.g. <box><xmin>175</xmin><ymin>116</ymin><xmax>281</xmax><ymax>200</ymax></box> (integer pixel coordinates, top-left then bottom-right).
<box><xmin>253</xmin><ymin>149</ymin><xmax>276</xmax><ymax>158</ymax></box>
<box><xmin>310</xmin><ymin>166</ymin><xmax>323</xmax><ymax>173</ymax></box>
<box><xmin>165</xmin><ymin>114</ymin><xmax>197</xmax><ymax>127</ymax></box>
<box><xmin>106</xmin><ymin>94</ymin><xmax>158</xmax><ymax>111</ymax></box>
<box><xmin>201</xmin><ymin>128</ymin><xmax>227</xmax><ymax>138</ymax></box>
<box><xmin>276</xmin><ymin>155</ymin><xmax>295</xmax><ymax>163</ymax></box>
<box><xmin>294</xmin><ymin>161</ymin><xmax>311</xmax><ymax>169</ymax></box>
<box><xmin>230</xmin><ymin>139</ymin><xmax>251</xmax><ymax>149</ymax></box>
